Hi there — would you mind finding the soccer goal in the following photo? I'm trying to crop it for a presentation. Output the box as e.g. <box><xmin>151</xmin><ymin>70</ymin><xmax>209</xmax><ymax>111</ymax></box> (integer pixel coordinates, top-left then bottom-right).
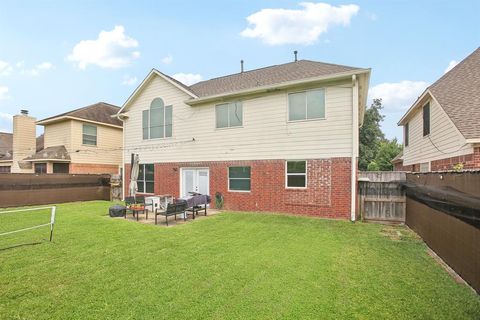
<box><xmin>0</xmin><ymin>206</ymin><xmax>56</xmax><ymax>244</ymax></box>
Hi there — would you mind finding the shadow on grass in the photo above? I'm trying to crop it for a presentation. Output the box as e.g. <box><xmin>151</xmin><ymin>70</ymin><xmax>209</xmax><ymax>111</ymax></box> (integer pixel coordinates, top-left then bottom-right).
<box><xmin>0</xmin><ymin>241</ymin><xmax>46</xmax><ymax>252</ymax></box>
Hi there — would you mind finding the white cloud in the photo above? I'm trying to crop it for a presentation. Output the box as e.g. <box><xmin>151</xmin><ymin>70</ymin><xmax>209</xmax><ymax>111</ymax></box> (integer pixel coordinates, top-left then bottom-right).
<box><xmin>0</xmin><ymin>61</ymin><xmax>13</xmax><ymax>76</ymax></box>
<box><xmin>368</xmin><ymin>80</ymin><xmax>429</xmax><ymax>112</ymax></box>
<box><xmin>240</xmin><ymin>2</ymin><xmax>359</xmax><ymax>45</ymax></box>
<box><xmin>0</xmin><ymin>86</ymin><xmax>9</xmax><ymax>100</ymax></box>
<box><xmin>444</xmin><ymin>60</ymin><xmax>458</xmax><ymax>74</ymax></box>
<box><xmin>67</xmin><ymin>25</ymin><xmax>140</xmax><ymax>69</ymax></box>
<box><xmin>0</xmin><ymin>111</ymin><xmax>13</xmax><ymax>120</ymax></box>
<box><xmin>122</xmin><ymin>75</ymin><xmax>138</xmax><ymax>86</ymax></box>
<box><xmin>172</xmin><ymin>73</ymin><xmax>203</xmax><ymax>86</ymax></box>
<box><xmin>22</xmin><ymin>62</ymin><xmax>54</xmax><ymax>76</ymax></box>
<box><xmin>161</xmin><ymin>54</ymin><xmax>173</xmax><ymax>64</ymax></box>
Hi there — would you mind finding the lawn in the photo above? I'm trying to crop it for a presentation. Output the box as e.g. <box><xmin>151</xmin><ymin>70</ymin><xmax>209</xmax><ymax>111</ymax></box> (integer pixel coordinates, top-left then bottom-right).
<box><xmin>0</xmin><ymin>201</ymin><xmax>479</xmax><ymax>319</ymax></box>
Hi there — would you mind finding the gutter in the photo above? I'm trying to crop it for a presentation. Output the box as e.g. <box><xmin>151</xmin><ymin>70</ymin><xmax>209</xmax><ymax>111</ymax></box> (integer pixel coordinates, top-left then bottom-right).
<box><xmin>185</xmin><ymin>69</ymin><xmax>371</xmax><ymax>106</ymax></box>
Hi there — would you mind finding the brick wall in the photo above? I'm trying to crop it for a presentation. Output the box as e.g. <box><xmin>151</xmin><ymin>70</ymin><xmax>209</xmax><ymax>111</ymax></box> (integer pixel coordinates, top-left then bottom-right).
<box><xmin>70</xmin><ymin>163</ymin><xmax>119</xmax><ymax>174</ymax></box>
<box><xmin>393</xmin><ymin>162</ymin><xmax>414</xmax><ymax>172</ymax></box>
<box><xmin>430</xmin><ymin>147</ymin><xmax>480</xmax><ymax>171</ymax></box>
<box><xmin>124</xmin><ymin>158</ymin><xmax>352</xmax><ymax>219</ymax></box>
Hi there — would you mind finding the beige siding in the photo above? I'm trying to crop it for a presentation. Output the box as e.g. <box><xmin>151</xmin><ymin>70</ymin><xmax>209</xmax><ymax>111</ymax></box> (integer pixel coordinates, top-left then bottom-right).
<box><xmin>403</xmin><ymin>97</ymin><xmax>472</xmax><ymax>166</ymax></box>
<box><xmin>70</xmin><ymin>120</ymin><xmax>122</xmax><ymax>165</ymax></box>
<box><xmin>124</xmin><ymin>76</ymin><xmax>354</xmax><ymax>163</ymax></box>
<box><xmin>44</xmin><ymin>121</ymin><xmax>72</xmax><ymax>150</ymax></box>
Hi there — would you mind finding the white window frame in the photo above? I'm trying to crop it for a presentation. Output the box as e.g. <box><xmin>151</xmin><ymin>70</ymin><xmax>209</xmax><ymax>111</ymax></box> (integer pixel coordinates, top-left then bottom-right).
<box><xmin>285</xmin><ymin>160</ymin><xmax>307</xmax><ymax>189</ymax></box>
<box><xmin>143</xmin><ymin>98</ymin><xmax>173</xmax><ymax>140</ymax></box>
<box><xmin>287</xmin><ymin>88</ymin><xmax>326</xmax><ymax>123</ymax></box>
<box><xmin>215</xmin><ymin>101</ymin><xmax>243</xmax><ymax>129</ymax></box>
<box><xmin>82</xmin><ymin>124</ymin><xmax>97</xmax><ymax>146</ymax></box>
<box><xmin>419</xmin><ymin>162</ymin><xmax>430</xmax><ymax>173</ymax></box>
<box><xmin>228</xmin><ymin>166</ymin><xmax>251</xmax><ymax>192</ymax></box>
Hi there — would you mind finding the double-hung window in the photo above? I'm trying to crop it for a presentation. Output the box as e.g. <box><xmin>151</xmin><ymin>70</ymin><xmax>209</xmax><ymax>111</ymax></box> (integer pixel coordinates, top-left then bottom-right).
<box><xmin>216</xmin><ymin>102</ymin><xmax>242</xmax><ymax>128</ymax></box>
<box><xmin>288</xmin><ymin>88</ymin><xmax>325</xmax><ymax>121</ymax></box>
<box><xmin>137</xmin><ymin>164</ymin><xmax>154</xmax><ymax>193</ymax></box>
<box><xmin>82</xmin><ymin>124</ymin><xmax>97</xmax><ymax>146</ymax></box>
<box><xmin>286</xmin><ymin>161</ymin><xmax>307</xmax><ymax>188</ymax></box>
<box><xmin>143</xmin><ymin>98</ymin><xmax>173</xmax><ymax>139</ymax></box>
<box><xmin>423</xmin><ymin>102</ymin><xmax>430</xmax><ymax>136</ymax></box>
<box><xmin>228</xmin><ymin>166</ymin><xmax>251</xmax><ymax>191</ymax></box>
<box><xmin>404</xmin><ymin>123</ymin><xmax>409</xmax><ymax>147</ymax></box>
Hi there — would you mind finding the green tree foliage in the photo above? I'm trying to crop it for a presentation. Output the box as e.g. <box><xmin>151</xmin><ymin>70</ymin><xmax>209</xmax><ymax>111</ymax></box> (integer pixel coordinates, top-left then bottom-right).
<box><xmin>359</xmin><ymin>98</ymin><xmax>385</xmax><ymax>170</ymax></box>
<box><xmin>374</xmin><ymin>139</ymin><xmax>403</xmax><ymax>171</ymax></box>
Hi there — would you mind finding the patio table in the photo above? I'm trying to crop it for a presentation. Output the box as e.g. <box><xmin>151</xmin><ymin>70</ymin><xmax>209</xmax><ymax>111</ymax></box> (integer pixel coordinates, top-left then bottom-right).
<box><xmin>176</xmin><ymin>194</ymin><xmax>211</xmax><ymax>219</ymax></box>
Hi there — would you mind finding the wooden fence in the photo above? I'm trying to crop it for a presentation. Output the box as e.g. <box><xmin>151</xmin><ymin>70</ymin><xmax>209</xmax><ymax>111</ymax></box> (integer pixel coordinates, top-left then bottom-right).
<box><xmin>358</xmin><ymin>171</ymin><xmax>406</xmax><ymax>223</ymax></box>
<box><xmin>0</xmin><ymin>173</ymin><xmax>111</xmax><ymax>208</ymax></box>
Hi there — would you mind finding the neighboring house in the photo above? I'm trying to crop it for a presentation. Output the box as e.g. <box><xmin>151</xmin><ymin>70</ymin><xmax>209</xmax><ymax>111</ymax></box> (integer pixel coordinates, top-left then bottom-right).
<box><xmin>396</xmin><ymin>48</ymin><xmax>480</xmax><ymax>172</ymax></box>
<box><xmin>117</xmin><ymin>59</ymin><xmax>370</xmax><ymax>220</ymax></box>
<box><xmin>0</xmin><ymin>126</ymin><xmax>44</xmax><ymax>173</ymax></box>
<box><xmin>2</xmin><ymin>103</ymin><xmax>123</xmax><ymax>174</ymax></box>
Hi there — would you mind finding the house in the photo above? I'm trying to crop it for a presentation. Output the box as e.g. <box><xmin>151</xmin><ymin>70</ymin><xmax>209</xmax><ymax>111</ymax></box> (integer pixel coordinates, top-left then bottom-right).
<box><xmin>1</xmin><ymin>102</ymin><xmax>123</xmax><ymax>174</ymax></box>
<box><xmin>0</xmin><ymin>127</ymin><xmax>44</xmax><ymax>173</ymax></box>
<box><xmin>396</xmin><ymin>48</ymin><xmax>480</xmax><ymax>172</ymax></box>
<box><xmin>117</xmin><ymin>58</ymin><xmax>370</xmax><ymax>220</ymax></box>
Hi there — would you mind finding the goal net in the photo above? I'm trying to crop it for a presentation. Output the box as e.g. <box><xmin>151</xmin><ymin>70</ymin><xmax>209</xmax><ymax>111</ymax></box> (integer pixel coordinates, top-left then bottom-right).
<box><xmin>0</xmin><ymin>206</ymin><xmax>56</xmax><ymax>247</ymax></box>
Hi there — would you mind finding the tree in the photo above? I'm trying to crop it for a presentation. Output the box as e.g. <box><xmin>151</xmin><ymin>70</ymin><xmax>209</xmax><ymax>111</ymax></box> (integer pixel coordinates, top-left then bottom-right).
<box><xmin>374</xmin><ymin>139</ymin><xmax>403</xmax><ymax>171</ymax></box>
<box><xmin>359</xmin><ymin>98</ymin><xmax>385</xmax><ymax>171</ymax></box>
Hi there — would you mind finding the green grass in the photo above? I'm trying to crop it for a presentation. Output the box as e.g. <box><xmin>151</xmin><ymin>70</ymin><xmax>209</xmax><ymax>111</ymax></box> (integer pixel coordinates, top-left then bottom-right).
<box><xmin>0</xmin><ymin>201</ymin><xmax>478</xmax><ymax>319</ymax></box>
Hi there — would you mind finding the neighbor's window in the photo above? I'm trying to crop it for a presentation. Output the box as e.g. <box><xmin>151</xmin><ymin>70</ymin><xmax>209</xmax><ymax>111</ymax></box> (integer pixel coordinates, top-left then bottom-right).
<box><xmin>286</xmin><ymin>161</ymin><xmax>307</xmax><ymax>188</ymax></box>
<box><xmin>82</xmin><ymin>124</ymin><xmax>97</xmax><ymax>146</ymax></box>
<box><xmin>143</xmin><ymin>98</ymin><xmax>173</xmax><ymax>139</ymax></box>
<box><xmin>423</xmin><ymin>102</ymin><xmax>430</xmax><ymax>136</ymax></box>
<box><xmin>34</xmin><ymin>163</ymin><xmax>47</xmax><ymax>174</ymax></box>
<box><xmin>228</xmin><ymin>166</ymin><xmax>251</xmax><ymax>191</ymax></box>
<box><xmin>216</xmin><ymin>102</ymin><xmax>243</xmax><ymax>128</ymax></box>
<box><xmin>137</xmin><ymin>164</ymin><xmax>154</xmax><ymax>193</ymax></box>
<box><xmin>288</xmin><ymin>88</ymin><xmax>325</xmax><ymax>121</ymax></box>
<box><xmin>404</xmin><ymin>123</ymin><xmax>409</xmax><ymax>147</ymax></box>
<box><xmin>419</xmin><ymin>162</ymin><xmax>430</xmax><ymax>173</ymax></box>
<box><xmin>0</xmin><ymin>166</ymin><xmax>11</xmax><ymax>173</ymax></box>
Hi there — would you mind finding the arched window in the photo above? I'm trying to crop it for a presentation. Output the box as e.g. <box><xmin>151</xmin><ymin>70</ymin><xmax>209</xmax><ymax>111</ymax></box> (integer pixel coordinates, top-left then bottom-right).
<box><xmin>142</xmin><ymin>98</ymin><xmax>173</xmax><ymax>139</ymax></box>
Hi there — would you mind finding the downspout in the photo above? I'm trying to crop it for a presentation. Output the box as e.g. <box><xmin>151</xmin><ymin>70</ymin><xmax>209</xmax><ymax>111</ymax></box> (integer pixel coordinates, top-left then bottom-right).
<box><xmin>351</xmin><ymin>75</ymin><xmax>359</xmax><ymax>222</ymax></box>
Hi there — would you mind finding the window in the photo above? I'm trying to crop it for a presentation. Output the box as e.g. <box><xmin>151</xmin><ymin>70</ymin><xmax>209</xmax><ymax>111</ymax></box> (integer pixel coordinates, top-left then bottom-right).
<box><xmin>286</xmin><ymin>161</ymin><xmax>307</xmax><ymax>188</ymax></box>
<box><xmin>228</xmin><ymin>166</ymin><xmax>251</xmax><ymax>191</ymax></box>
<box><xmin>216</xmin><ymin>102</ymin><xmax>242</xmax><ymax>128</ymax></box>
<box><xmin>53</xmin><ymin>163</ymin><xmax>69</xmax><ymax>173</ymax></box>
<box><xmin>0</xmin><ymin>166</ymin><xmax>11</xmax><ymax>173</ymax></box>
<box><xmin>82</xmin><ymin>124</ymin><xmax>97</xmax><ymax>146</ymax></box>
<box><xmin>423</xmin><ymin>102</ymin><xmax>430</xmax><ymax>136</ymax></box>
<box><xmin>288</xmin><ymin>89</ymin><xmax>325</xmax><ymax>121</ymax></box>
<box><xmin>419</xmin><ymin>162</ymin><xmax>430</xmax><ymax>173</ymax></box>
<box><xmin>34</xmin><ymin>163</ymin><xmax>47</xmax><ymax>174</ymax></box>
<box><xmin>404</xmin><ymin>123</ymin><xmax>409</xmax><ymax>147</ymax></box>
<box><xmin>137</xmin><ymin>164</ymin><xmax>154</xmax><ymax>193</ymax></box>
<box><xmin>143</xmin><ymin>98</ymin><xmax>173</xmax><ymax>139</ymax></box>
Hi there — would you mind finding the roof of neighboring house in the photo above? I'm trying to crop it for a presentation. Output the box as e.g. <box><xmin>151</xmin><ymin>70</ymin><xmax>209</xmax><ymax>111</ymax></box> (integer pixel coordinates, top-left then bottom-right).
<box><xmin>0</xmin><ymin>133</ymin><xmax>44</xmax><ymax>161</ymax></box>
<box><xmin>188</xmin><ymin>60</ymin><xmax>360</xmax><ymax>98</ymax></box>
<box><xmin>37</xmin><ymin>102</ymin><xmax>122</xmax><ymax>127</ymax></box>
<box><xmin>399</xmin><ymin>47</ymin><xmax>480</xmax><ymax>140</ymax></box>
<box><xmin>391</xmin><ymin>151</ymin><xmax>404</xmax><ymax>164</ymax></box>
<box><xmin>23</xmin><ymin>145</ymin><xmax>70</xmax><ymax>162</ymax></box>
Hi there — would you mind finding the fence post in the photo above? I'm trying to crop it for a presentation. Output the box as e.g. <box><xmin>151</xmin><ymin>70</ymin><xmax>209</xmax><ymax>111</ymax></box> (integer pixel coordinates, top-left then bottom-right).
<box><xmin>49</xmin><ymin>206</ymin><xmax>56</xmax><ymax>242</ymax></box>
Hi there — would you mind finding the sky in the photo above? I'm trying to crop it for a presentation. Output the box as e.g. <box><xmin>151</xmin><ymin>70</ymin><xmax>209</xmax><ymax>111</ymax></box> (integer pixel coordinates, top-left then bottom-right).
<box><xmin>0</xmin><ymin>0</ymin><xmax>479</xmax><ymax>140</ymax></box>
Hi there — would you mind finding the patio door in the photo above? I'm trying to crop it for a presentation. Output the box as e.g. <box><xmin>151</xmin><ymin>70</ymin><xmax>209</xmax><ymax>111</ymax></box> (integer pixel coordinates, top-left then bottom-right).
<box><xmin>181</xmin><ymin>168</ymin><xmax>209</xmax><ymax>197</ymax></box>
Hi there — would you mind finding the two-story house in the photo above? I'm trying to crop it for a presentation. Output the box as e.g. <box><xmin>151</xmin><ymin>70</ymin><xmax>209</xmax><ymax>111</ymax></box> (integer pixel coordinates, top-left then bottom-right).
<box><xmin>396</xmin><ymin>48</ymin><xmax>480</xmax><ymax>172</ymax></box>
<box><xmin>2</xmin><ymin>102</ymin><xmax>123</xmax><ymax>174</ymax></box>
<box><xmin>117</xmin><ymin>59</ymin><xmax>370</xmax><ymax>220</ymax></box>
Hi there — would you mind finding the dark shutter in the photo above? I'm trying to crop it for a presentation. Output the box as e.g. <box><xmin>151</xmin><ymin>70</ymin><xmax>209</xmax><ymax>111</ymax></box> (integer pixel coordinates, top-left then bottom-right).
<box><xmin>423</xmin><ymin>103</ymin><xmax>430</xmax><ymax>136</ymax></box>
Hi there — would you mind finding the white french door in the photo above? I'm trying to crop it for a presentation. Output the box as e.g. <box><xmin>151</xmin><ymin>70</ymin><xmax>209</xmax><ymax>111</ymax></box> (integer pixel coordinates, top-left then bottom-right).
<box><xmin>180</xmin><ymin>168</ymin><xmax>209</xmax><ymax>197</ymax></box>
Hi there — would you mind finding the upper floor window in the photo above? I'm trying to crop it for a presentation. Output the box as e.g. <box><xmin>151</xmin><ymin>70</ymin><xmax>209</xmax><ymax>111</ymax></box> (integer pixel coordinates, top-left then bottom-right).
<box><xmin>404</xmin><ymin>123</ymin><xmax>409</xmax><ymax>147</ymax></box>
<box><xmin>423</xmin><ymin>102</ymin><xmax>430</xmax><ymax>136</ymax></box>
<box><xmin>216</xmin><ymin>102</ymin><xmax>242</xmax><ymax>128</ymax></box>
<box><xmin>288</xmin><ymin>88</ymin><xmax>325</xmax><ymax>121</ymax></box>
<box><xmin>143</xmin><ymin>98</ymin><xmax>173</xmax><ymax>139</ymax></box>
<box><xmin>82</xmin><ymin>124</ymin><xmax>97</xmax><ymax>146</ymax></box>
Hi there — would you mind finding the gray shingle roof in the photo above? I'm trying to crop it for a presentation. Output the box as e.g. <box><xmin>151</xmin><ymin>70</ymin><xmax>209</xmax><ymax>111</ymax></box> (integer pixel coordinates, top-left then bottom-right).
<box><xmin>24</xmin><ymin>145</ymin><xmax>70</xmax><ymax>161</ymax></box>
<box><xmin>0</xmin><ymin>132</ymin><xmax>13</xmax><ymax>160</ymax></box>
<box><xmin>188</xmin><ymin>60</ymin><xmax>360</xmax><ymax>97</ymax></box>
<box><xmin>38</xmin><ymin>102</ymin><xmax>122</xmax><ymax>127</ymax></box>
<box><xmin>429</xmin><ymin>47</ymin><xmax>480</xmax><ymax>139</ymax></box>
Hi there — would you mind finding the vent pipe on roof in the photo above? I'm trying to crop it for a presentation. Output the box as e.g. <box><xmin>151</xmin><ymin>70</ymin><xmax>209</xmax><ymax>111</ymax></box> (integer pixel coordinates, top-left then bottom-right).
<box><xmin>294</xmin><ymin>50</ymin><xmax>298</xmax><ymax>62</ymax></box>
<box><xmin>20</xmin><ymin>109</ymin><xmax>29</xmax><ymax>115</ymax></box>
<box><xmin>240</xmin><ymin>60</ymin><xmax>244</xmax><ymax>73</ymax></box>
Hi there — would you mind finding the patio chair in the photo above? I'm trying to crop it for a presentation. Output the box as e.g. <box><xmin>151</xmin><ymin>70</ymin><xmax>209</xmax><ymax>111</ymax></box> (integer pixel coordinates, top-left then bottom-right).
<box><xmin>155</xmin><ymin>202</ymin><xmax>187</xmax><ymax>226</ymax></box>
<box><xmin>135</xmin><ymin>196</ymin><xmax>149</xmax><ymax>220</ymax></box>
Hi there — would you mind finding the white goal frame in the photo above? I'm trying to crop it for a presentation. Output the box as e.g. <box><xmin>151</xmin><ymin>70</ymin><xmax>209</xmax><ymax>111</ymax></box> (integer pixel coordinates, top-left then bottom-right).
<box><xmin>0</xmin><ymin>206</ymin><xmax>56</xmax><ymax>241</ymax></box>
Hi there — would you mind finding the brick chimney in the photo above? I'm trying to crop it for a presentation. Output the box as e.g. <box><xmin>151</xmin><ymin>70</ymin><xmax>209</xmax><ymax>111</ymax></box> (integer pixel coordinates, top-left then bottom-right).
<box><xmin>11</xmin><ymin>110</ymin><xmax>36</xmax><ymax>173</ymax></box>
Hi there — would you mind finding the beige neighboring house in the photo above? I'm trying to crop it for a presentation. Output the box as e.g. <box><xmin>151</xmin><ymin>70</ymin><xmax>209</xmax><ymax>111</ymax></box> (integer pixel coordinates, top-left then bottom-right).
<box><xmin>0</xmin><ymin>102</ymin><xmax>123</xmax><ymax>174</ymax></box>
<box><xmin>396</xmin><ymin>47</ymin><xmax>480</xmax><ymax>172</ymax></box>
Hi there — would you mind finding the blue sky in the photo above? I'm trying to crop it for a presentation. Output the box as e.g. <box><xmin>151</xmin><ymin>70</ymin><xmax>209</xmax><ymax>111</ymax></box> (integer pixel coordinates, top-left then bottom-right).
<box><xmin>0</xmin><ymin>0</ymin><xmax>478</xmax><ymax>139</ymax></box>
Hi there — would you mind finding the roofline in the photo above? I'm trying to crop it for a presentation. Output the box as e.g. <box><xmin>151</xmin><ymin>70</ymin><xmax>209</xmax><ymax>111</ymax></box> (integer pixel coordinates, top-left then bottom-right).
<box><xmin>397</xmin><ymin>89</ymin><xmax>431</xmax><ymax>125</ymax></box>
<box><xmin>117</xmin><ymin>69</ymin><xmax>198</xmax><ymax>115</ymax></box>
<box><xmin>37</xmin><ymin>102</ymin><xmax>120</xmax><ymax>123</ymax></box>
<box><xmin>185</xmin><ymin>68</ymin><xmax>371</xmax><ymax>106</ymax></box>
<box><xmin>36</xmin><ymin>116</ymin><xmax>123</xmax><ymax>129</ymax></box>
<box><xmin>466</xmin><ymin>138</ymin><xmax>480</xmax><ymax>144</ymax></box>
<box><xmin>0</xmin><ymin>159</ymin><xmax>12</xmax><ymax>163</ymax></box>
<box><xmin>23</xmin><ymin>158</ymin><xmax>71</xmax><ymax>162</ymax></box>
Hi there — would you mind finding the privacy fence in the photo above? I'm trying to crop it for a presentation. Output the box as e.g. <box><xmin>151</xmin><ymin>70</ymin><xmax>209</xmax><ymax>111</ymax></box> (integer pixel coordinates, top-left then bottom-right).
<box><xmin>0</xmin><ymin>174</ymin><xmax>111</xmax><ymax>208</ymax></box>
